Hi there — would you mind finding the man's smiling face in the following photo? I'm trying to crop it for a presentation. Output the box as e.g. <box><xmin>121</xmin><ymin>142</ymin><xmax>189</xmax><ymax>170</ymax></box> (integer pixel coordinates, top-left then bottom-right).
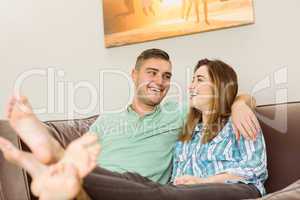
<box><xmin>132</xmin><ymin>58</ymin><xmax>172</xmax><ymax>107</ymax></box>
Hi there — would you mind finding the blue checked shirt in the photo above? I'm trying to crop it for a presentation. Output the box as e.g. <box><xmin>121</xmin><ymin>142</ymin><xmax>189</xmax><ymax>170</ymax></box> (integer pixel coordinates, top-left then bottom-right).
<box><xmin>171</xmin><ymin>118</ymin><xmax>268</xmax><ymax>195</ymax></box>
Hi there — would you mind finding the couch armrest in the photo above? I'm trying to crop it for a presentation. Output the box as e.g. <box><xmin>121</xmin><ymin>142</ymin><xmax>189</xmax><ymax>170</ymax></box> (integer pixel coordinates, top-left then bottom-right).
<box><xmin>0</xmin><ymin>120</ymin><xmax>31</xmax><ymax>200</ymax></box>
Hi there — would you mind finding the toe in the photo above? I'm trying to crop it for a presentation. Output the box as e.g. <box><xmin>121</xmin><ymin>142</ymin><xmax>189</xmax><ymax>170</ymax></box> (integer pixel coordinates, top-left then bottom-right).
<box><xmin>75</xmin><ymin>134</ymin><xmax>98</xmax><ymax>148</ymax></box>
<box><xmin>5</xmin><ymin>96</ymin><xmax>17</xmax><ymax>118</ymax></box>
<box><xmin>0</xmin><ymin>137</ymin><xmax>17</xmax><ymax>155</ymax></box>
<box><xmin>89</xmin><ymin>146</ymin><xmax>101</xmax><ymax>157</ymax></box>
<box><xmin>65</xmin><ymin>164</ymin><xmax>79</xmax><ymax>177</ymax></box>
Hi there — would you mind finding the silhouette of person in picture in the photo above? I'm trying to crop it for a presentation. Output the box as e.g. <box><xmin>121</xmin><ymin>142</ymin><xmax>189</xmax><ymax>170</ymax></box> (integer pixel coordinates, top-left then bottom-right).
<box><xmin>116</xmin><ymin>0</ymin><xmax>135</xmax><ymax>17</ymax></box>
<box><xmin>184</xmin><ymin>0</ymin><xmax>209</xmax><ymax>25</ymax></box>
<box><xmin>141</xmin><ymin>0</ymin><xmax>155</xmax><ymax>16</ymax></box>
<box><xmin>181</xmin><ymin>0</ymin><xmax>188</xmax><ymax>19</ymax></box>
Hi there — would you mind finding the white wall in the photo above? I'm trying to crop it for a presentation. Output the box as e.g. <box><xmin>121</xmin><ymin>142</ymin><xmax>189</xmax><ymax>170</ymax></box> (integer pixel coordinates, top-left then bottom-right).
<box><xmin>0</xmin><ymin>0</ymin><xmax>299</xmax><ymax>120</ymax></box>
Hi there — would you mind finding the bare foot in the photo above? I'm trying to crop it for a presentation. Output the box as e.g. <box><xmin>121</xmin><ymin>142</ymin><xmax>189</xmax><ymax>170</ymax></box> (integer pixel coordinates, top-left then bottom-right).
<box><xmin>60</xmin><ymin>133</ymin><xmax>101</xmax><ymax>178</ymax></box>
<box><xmin>6</xmin><ymin>95</ymin><xmax>64</xmax><ymax>164</ymax></box>
<box><xmin>0</xmin><ymin>137</ymin><xmax>46</xmax><ymax>177</ymax></box>
<box><xmin>35</xmin><ymin>164</ymin><xmax>81</xmax><ymax>200</ymax></box>
<box><xmin>0</xmin><ymin>137</ymin><xmax>81</xmax><ymax>200</ymax></box>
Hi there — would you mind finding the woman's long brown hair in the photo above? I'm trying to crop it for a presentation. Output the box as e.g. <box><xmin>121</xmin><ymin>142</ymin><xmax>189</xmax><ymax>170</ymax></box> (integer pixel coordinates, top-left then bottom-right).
<box><xmin>179</xmin><ymin>59</ymin><xmax>238</xmax><ymax>144</ymax></box>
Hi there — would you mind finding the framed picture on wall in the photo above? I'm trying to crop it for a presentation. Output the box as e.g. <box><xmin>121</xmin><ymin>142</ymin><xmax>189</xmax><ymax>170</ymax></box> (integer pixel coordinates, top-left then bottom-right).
<box><xmin>103</xmin><ymin>0</ymin><xmax>255</xmax><ymax>48</ymax></box>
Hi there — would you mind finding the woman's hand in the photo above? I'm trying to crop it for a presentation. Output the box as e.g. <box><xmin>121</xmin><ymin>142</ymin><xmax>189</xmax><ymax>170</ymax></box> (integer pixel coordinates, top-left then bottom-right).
<box><xmin>174</xmin><ymin>176</ymin><xmax>206</xmax><ymax>185</ymax></box>
<box><xmin>174</xmin><ymin>174</ymin><xmax>243</xmax><ymax>186</ymax></box>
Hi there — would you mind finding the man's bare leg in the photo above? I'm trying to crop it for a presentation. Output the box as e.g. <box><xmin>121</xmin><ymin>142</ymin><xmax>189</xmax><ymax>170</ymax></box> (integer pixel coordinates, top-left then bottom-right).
<box><xmin>6</xmin><ymin>95</ymin><xmax>64</xmax><ymax>164</ymax></box>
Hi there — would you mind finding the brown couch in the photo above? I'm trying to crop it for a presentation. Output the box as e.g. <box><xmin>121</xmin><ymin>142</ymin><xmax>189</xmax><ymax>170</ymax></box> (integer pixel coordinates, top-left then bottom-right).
<box><xmin>1</xmin><ymin>102</ymin><xmax>300</xmax><ymax>200</ymax></box>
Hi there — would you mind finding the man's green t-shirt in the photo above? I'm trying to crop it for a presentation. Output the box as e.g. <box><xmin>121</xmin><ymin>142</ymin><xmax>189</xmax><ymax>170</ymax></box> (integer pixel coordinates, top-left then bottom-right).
<box><xmin>89</xmin><ymin>101</ymin><xmax>187</xmax><ymax>184</ymax></box>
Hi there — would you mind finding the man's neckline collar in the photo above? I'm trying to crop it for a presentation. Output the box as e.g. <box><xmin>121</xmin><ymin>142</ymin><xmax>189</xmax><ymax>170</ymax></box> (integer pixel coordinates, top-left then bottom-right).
<box><xmin>127</xmin><ymin>104</ymin><xmax>161</xmax><ymax>117</ymax></box>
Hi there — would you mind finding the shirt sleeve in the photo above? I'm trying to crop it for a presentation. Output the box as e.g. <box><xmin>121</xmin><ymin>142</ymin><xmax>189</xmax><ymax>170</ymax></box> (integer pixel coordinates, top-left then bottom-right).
<box><xmin>222</xmin><ymin>126</ymin><xmax>268</xmax><ymax>182</ymax></box>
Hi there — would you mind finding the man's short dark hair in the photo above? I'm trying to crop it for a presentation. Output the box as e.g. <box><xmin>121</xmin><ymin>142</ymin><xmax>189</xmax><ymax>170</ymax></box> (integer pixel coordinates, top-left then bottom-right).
<box><xmin>135</xmin><ymin>48</ymin><xmax>171</xmax><ymax>70</ymax></box>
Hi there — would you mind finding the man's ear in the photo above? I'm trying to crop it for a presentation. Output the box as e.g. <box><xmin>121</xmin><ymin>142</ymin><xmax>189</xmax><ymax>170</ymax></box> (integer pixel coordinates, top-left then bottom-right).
<box><xmin>131</xmin><ymin>68</ymin><xmax>137</xmax><ymax>83</ymax></box>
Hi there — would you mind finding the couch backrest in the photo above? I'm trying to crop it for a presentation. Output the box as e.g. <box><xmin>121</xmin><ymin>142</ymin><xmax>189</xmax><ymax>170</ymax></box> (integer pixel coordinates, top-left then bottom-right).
<box><xmin>44</xmin><ymin>115</ymin><xmax>98</xmax><ymax>148</ymax></box>
<box><xmin>256</xmin><ymin>102</ymin><xmax>300</xmax><ymax>193</ymax></box>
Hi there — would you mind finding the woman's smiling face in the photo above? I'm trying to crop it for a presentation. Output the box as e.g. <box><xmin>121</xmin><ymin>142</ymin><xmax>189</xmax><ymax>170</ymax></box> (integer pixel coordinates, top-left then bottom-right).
<box><xmin>189</xmin><ymin>65</ymin><xmax>215</xmax><ymax>112</ymax></box>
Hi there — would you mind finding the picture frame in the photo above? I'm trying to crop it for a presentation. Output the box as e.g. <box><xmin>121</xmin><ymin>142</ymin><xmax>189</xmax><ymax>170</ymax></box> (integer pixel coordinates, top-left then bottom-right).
<box><xmin>103</xmin><ymin>0</ymin><xmax>255</xmax><ymax>47</ymax></box>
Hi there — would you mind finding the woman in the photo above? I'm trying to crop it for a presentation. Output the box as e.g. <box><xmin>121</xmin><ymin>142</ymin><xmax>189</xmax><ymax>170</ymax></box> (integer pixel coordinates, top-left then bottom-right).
<box><xmin>82</xmin><ymin>59</ymin><xmax>267</xmax><ymax>200</ymax></box>
<box><xmin>171</xmin><ymin>59</ymin><xmax>267</xmax><ymax>192</ymax></box>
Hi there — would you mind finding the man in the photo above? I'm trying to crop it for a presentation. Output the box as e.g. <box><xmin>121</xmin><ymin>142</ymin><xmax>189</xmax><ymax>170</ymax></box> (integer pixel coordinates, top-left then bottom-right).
<box><xmin>0</xmin><ymin>48</ymin><xmax>259</xmax><ymax>199</ymax></box>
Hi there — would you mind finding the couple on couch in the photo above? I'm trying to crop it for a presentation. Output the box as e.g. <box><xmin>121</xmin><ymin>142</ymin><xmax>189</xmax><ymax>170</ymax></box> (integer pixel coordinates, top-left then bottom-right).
<box><xmin>0</xmin><ymin>49</ymin><xmax>268</xmax><ymax>200</ymax></box>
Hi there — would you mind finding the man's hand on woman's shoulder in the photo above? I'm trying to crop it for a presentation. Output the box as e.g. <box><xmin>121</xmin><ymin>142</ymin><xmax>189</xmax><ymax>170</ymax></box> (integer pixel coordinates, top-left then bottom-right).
<box><xmin>231</xmin><ymin>95</ymin><xmax>261</xmax><ymax>141</ymax></box>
